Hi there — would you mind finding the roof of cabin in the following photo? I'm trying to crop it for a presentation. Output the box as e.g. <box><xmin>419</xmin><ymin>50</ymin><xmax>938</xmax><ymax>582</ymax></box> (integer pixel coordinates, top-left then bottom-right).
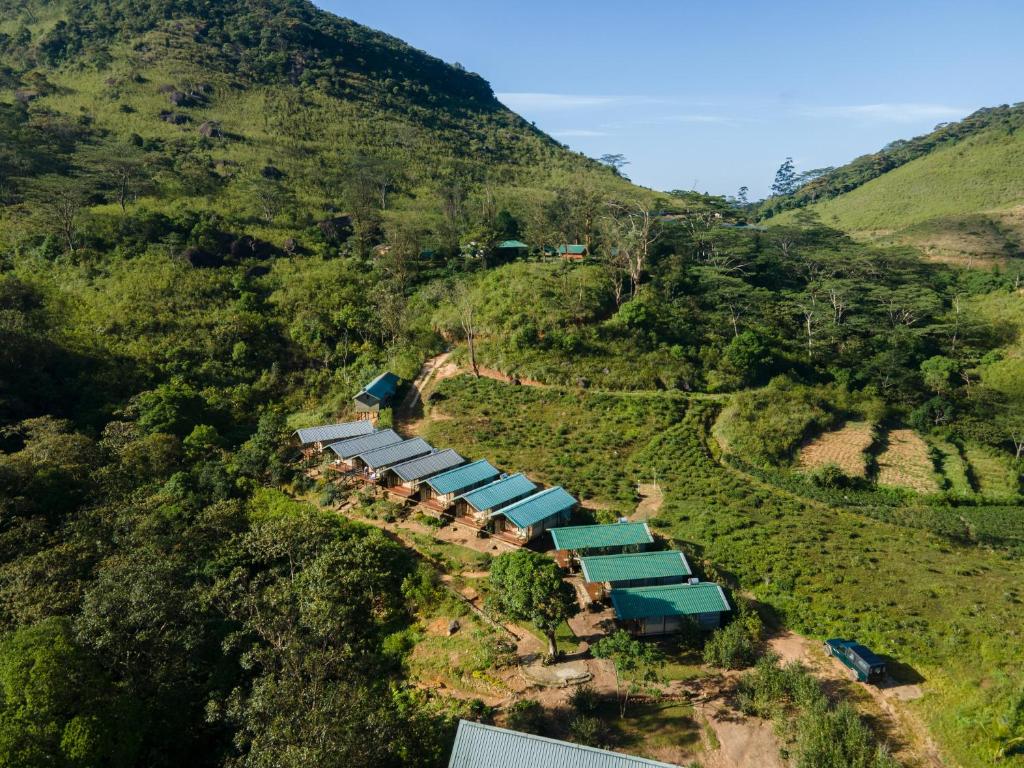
<box><xmin>610</xmin><ymin>582</ymin><xmax>730</xmax><ymax>620</ymax></box>
<box><xmin>359</xmin><ymin>438</ymin><xmax>433</xmax><ymax>470</ymax></box>
<box><xmin>492</xmin><ymin>486</ymin><xmax>577</xmax><ymax>529</ymax></box>
<box><xmin>558</xmin><ymin>244</ymin><xmax>588</xmax><ymax>255</ymax></box>
<box><xmin>497</xmin><ymin>239</ymin><xmax>529</xmax><ymax>249</ymax></box>
<box><xmin>550</xmin><ymin>522</ymin><xmax>653</xmax><ymax>551</ymax></box>
<box><xmin>388</xmin><ymin>449</ymin><xmax>465</xmax><ymax>483</ymax></box>
<box><xmin>426</xmin><ymin>459</ymin><xmax>501</xmax><ymax>496</ymax></box>
<box><xmin>456</xmin><ymin>473</ymin><xmax>536</xmax><ymax>513</ymax></box>
<box><xmin>580</xmin><ymin>551</ymin><xmax>692</xmax><ymax>584</ymax></box>
<box><xmin>327</xmin><ymin>429</ymin><xmax>402</xmax><ymax>459</ymax></box>
<box><xmin>447</xmin><ymin>720</ymin><xmax>680</xmax><ymax>768</ymax></box>
<box><xmin>358</xmin><ymin>371</ymin><xmax>399</xmax><ymax>402</ymax></box>
<box><xmin>293</xmin><ymin>420</ymin><xmax>374</xmax><ymax>445</ymax></box>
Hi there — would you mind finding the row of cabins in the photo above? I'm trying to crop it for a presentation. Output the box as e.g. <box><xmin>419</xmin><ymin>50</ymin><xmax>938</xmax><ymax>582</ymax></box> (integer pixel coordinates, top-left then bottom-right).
<box><xmin>295</xmin><ymin>418</ymin><xmax>579</xmax><ymax>546</ymax></box>
<box><xmin>551</xmin><ymin>521</ymin><xmax>730</xmax><ymax>634</ymax></box>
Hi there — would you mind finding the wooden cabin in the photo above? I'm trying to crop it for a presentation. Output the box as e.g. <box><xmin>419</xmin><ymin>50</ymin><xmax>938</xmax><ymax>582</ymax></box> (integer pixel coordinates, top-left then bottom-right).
<box><xmin>419</xmin><ymin>459</ymin><xmax>501</xmax><ymax>514</ymax></box>
<box><xmin>452</xmin><ymin>473</ymin><xmax>537</xmax><ymax>528</ymax></box>
<box><xmin>326</xmin><ymin>429</ymin><xmax>402</xmax><ymax>471</ymax></box>
<box><xmin>355</xmin><ymin>437</ymin><xmax>434</xmax><ymax>478</ymax></box>
<box><xmin>353</xmin><ymin>372</ymin><xmax>399</xmax><ymax>420</ymax></box>
<box><xmin>293</xmin><ymin>420</ymin><xmax>375</xmax><ymax>459</ymax></box>
<box><xmin>610</xmin><ymin>581</ymin><xmax>730</xmax><ymax>635</ymax></box>
<box><xmin>488</xmin><ymin>486</ymin><xmax>577</xmax><ymax>545</ymax></box>
<box><xmin>549</xmin><ymin>522</ymin><xmax>654</xmax><ymax>569</ymax></box>
<box><xmin>580</xmin><ymin>551</ymin><xmax>691</xmax><ymax>603</ymax></box>
<box><xmin>557</xmin><ymin>244</ymin><xmax>588</xmax><ymax>261</ymax></box>
<box><xmin>380</xmin><ymin>449</ymin><xmax>465</xmax><ymax>501</ymax></box>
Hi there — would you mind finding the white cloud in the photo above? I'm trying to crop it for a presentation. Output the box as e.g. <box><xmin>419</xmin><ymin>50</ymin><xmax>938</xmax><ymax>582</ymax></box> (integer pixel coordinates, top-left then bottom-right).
<box><xmin>496</xmin><ymin>92</ymin><xmax>641</xmax><ymax>111</ymax></box>
<box><xmin>799</xmin><ymin>103</ymin><xmax>967</xmax><ymax>123</ymax></box>
<box><xmin>550</xmin><ymin>128</ymin><xmax>610</xmax><ymax>138</ymax></box>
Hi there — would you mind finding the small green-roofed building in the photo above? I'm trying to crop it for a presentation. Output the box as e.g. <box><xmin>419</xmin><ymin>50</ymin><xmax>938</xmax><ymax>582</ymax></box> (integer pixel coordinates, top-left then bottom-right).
<box><xmin>610</xmin><ymin>582</ymin><xmax>730</xmax><ymax>634</ymax></box>
<box><xmin>453</xmin><ymin>473</ymin><xmax>536</xmax><ymax>526</ymax></box>
<box><xmin>447</xmin><ymin>720</ymin><xmax>680</xmax><ymax>768</ymax></box>
<box><xmin>421</xmin><ymin>459</ymin><xmax>501</xmax><ymax>510</ymax></box>
<box><xmin>557</xmin><ymin>243</ymin><xmax>589</xmax><ymax>259</ymax></box>
<box><xmin>550</xmin><ymin>522</ymin><xmax>653</xmax><ymax>557</ymax></box>
<box><xmin>489</xmin><ymin>487</ymin><xmax>577</xmax><ymax>543</ymax></box>
<box><xmin>581</xmin><ymin>551</ymin><xmax>692</xmax><ymax>589</ymax></box>
<box><xmin>354</xmin><ymin>371</ymin><xmax>400</xmax><ymax>415</ymax></box>
<box><xmin>497</xmin><ymin>240</ymin><xmax>529</xmax><ymax>250</ymax></box>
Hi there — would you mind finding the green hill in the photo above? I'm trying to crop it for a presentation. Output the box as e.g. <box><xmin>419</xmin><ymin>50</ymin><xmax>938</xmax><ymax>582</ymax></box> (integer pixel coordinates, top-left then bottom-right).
<box><xmin>0</xmin><ymin>0</ymin><xmax>645</xmax><ymax>257</ymax></box>
<box><xmin>765</xmin><ymin>104</ymin><xmax>1024</xmax><ymax>264</ymax></box>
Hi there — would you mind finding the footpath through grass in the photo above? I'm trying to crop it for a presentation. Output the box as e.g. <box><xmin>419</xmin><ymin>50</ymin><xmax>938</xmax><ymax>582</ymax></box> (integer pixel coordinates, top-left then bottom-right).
<box><xmin>425</xmin><ymin>375</ymin><xmax>1024</xmax><ymax>768</ymax></box>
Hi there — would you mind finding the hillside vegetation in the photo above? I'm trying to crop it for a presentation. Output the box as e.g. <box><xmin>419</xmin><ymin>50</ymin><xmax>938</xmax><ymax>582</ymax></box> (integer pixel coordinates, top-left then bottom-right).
<box><xmin>766</xmin><ymin>105</ymin><xmax>1024</xmax><ymax>263</ymax></box>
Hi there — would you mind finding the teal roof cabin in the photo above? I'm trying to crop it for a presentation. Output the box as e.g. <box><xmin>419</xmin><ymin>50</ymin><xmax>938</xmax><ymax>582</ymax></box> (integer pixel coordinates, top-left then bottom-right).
<box><xmin>293</xmin><ymin>420</ymin><xmax>374</xmax><ymax>453</ymax></box>
<box><xmin>550</xmin><ymin>521</ymin><xmax>654</xmax><ymax>556</ymax></box>
<box><xmin>581</xmin><ymin>551</ymin><xmax>692</xmax><ymax>589</ymax></box>
<box><xmin>382</xmin><ymin>448</ymin><xmax>465</xmax><ymax>490</ymax></box>
<box><xmin>354</xmin><ymin>371</ymin><xmax>400</xmax><ymax>414</ymax></box>
<box><xmin>327</xmin><ymin>429</ymin><xmax>402</xmax><ymax>462</ymax></box>
<box><xmin>489</xmin><ymin>486</ymin><xmax>577</xmax><ymax>543</ymax></box>
<box><xmin>454</xmin><ymin>473</ymin><xmax>537</xmax><ymax>522</ymax></box>
<box><xmin>356</xmin><ymin>437</ymin><xmax>434</xmax><ymax>473</ymax></box>
<box><xmin>421</xmin><ymin>459</ymin><xmax>502</xmax><ymax>510</ymax></box>
<box><xmin>610</xmin><ymin>582</ymin><xmax>730</xmax><ymax>634</ymax></box>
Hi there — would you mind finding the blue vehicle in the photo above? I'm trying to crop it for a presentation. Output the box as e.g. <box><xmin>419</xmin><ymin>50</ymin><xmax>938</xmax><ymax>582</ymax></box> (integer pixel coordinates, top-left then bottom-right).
<box><xmin>824</xmin><ymin>638</ymin><xmax>886</xmax><ymax>683</ymax></box>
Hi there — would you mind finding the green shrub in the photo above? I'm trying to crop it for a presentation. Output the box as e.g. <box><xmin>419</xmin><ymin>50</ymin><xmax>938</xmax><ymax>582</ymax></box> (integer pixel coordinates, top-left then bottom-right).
<box><xmin>505</xmin><ymin>699</ymin><xmax>545</xmax><ymax>735</ymax></box>
<box><xmin>703</xmin><ymin>619</ymin><xmax>757</xmax><ymax>669</ymax></box>
<box><xmin>568</xmin><ymin>683</ymin><xmax>600</xmax><ymax>715</ymax></box>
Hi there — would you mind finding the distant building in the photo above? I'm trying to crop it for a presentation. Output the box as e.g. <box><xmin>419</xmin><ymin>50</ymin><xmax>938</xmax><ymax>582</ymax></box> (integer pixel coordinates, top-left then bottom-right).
<box><xmin>353</xmin><ymin>372</ymin><xmax>399</xmax><ymax>419</ymax></box>
<box><xmin>447</xmin><ymin>720</ymin><xmax>680</xmax><ymax>768</ymax></box>
<box><xmin>557</xmin><ymin>243</ymin><xmax>589</xmax><ymax>260</ymax></box>
<box><xmin>292</xmin><ymin>420</ymin><xmax>374</xmax><ymax>457</ymax></box>
<box><xmin>610</xmin><ymin>581</ymin><xmax>730</xmax><ymax>634</ymax></box>
<box><xmin>495</xmin><ymin>239</ymin><xmax>529</xmax><ymax>261</ymax></box>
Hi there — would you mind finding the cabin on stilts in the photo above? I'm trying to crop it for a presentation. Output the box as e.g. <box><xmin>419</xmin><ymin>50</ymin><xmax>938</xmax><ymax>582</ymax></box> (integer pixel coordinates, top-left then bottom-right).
<box><xmin>418</xmin><ymin>459</ymin><xmax>501</xmax><ymax>514</ymax></box>
<box><xmin>380</xmin><ymin>449</ymin><xmax>465</xmax><ymax>501</ymax></box>
<box><xmin>549</xmin><ymin>521</ymin><xmax>654</xmax><ymax>570</ymax></box>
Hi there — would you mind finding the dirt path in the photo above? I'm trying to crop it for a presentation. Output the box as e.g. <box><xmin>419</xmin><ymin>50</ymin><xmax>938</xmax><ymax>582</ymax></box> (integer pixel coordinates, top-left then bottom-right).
<box><xmin>767</xmin><ymin>631</ymin><xmax>943</xmax><ymax>768</ymax></box>
<box><xmin>396</xmin><ymin>351</ymin><xmax>453</xmax><ymax>432</ymax></box>
<box><xmin>631</xmin><ymin>482</ymin><xmax>664</xmax><ymax>522</ymax></box>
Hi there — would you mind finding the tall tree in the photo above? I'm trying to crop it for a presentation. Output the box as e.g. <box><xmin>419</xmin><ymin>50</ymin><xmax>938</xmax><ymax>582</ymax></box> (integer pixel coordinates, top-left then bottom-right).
<box><xmin>771</xmin><ymin>157</ymin><xmax>797</xmax><ymax>197</ymax></box>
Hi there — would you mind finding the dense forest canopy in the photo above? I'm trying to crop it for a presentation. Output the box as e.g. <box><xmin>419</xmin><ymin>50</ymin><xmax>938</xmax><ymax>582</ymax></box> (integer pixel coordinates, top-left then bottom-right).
<box><xmin>0</xmin><ymin>0</ymin><xmax>1022</xmax><ymax>766</ymax></box>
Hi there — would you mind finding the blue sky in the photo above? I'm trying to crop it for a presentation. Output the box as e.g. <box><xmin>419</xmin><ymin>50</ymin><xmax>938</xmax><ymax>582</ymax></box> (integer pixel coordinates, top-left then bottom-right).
<box><xmin>317</xmin><ymin>0</ymin><xmax>1023</xmax><ymax>199</ymax></box>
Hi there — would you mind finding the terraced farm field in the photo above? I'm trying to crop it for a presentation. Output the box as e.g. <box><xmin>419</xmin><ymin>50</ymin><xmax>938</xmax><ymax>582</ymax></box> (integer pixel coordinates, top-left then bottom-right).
<box><xmin>797</xmin><ymin>421</ymin><xmax>875</xmax><ymax>477</ymax></box>
<box><xmin>964</xmin><ymin>442</ymin><xmax>1021</xmax><ymax>498</ymax></box>
<box><xmin>876</xmin><ymin>429</ymin><xmax>941</xmax><ymax>494</ymax></box>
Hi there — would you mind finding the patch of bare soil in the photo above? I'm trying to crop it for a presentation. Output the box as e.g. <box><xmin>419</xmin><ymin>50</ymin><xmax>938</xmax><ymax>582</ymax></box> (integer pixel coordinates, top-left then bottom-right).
<box><xmin>797</xmin><ymin>421</ymin><xmax>875</xmax><ymax>478</ymax></box>
<box><xmin>766</xmin><ymin>631</ymin><xmax>942</xmax><ymax>768</ymax></box>
<box><xmin>876</xmin><ymin>429</ymin><xmax>941</xmax><ymax>494</ymax></box>
<box><xmin>631</xmin><ymin>483</ymin><xmax>664</xmax><ymax>522</ymax></box>
<box><xmin>698</xmin><ymin>696</ymin><xmax>787</xmax><ymax>768</ymax></box>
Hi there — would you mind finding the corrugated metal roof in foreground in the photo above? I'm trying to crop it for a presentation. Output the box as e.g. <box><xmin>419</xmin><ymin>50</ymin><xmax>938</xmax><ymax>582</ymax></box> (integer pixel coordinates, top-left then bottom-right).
<box><xmin>294</xmin><ymin>420</ymin><xmax>374</xmax><ymax>445</ymax></box>
<box><xmin>448</xmin><ymin>720</ymin><xmax>680</xmax><ymax>768</ymax></box>
<box><xmin>456</xmin><ymin>473</ymin><xmax>536</xmax><ymax>512</ymax></box>
<box><xmin>550</xmin><ymin>522</ymin><xmax>653</xmax><ymax>551</ymax></box>
<box><xmin>581</xmin><ymin>551</ymin><xmax>692</xmax><ymax>584</ymax></box>
<box><xmin>390</xmin><ymin>448</ymin><xmax>465</xmax><ymax>482</ymax></box>
<box><xmin>426</xmin><ymin>459</ymin><xmax>501</xmax><ymax>496</ymax></box>
<box><xmin>359</xmin><ymin>437</ymin><xmax>433</xmax><ymax>470</ymax></box>
<box><xmin>328</xmin><ymin>429</ymin><xmax>401</xmax><ymax>459</ymax></box>
<box><xmin>610</xmin><ymin>582</ymin><xmax>730</xmax><ymax>621</ymax></box>
<box><xmin>493</xmin><ymin>486</ymin><xmax>577</xmax><ymax>529</ymax></box>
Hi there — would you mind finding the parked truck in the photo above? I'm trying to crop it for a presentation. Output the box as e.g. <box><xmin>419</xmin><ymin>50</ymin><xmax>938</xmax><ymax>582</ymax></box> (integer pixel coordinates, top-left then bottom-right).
<box><xmin>824</xmin><ymin>638</ymin><xmax>886</xmax><ymax>683</ymax></box>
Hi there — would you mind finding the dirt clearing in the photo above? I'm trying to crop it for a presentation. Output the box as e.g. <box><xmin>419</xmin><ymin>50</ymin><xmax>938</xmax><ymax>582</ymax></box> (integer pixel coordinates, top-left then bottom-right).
<box><xmin>876</xmin><ymin>429</ymin><xmax>941</xmax><ymax>493</ymax></box>
<box><xmin>797</xmin><ymin>421</ymin><xmax>875</xmax><ymax>477</ymax></box>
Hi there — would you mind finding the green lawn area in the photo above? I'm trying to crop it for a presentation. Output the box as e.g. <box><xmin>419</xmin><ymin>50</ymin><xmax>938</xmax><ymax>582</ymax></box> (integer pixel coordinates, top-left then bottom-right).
<box><xmin>927</xmin><ymin>437</ymin><xmax>973</xmax><ymax>496</ymax></box>
<box><xmin>405</xmin><ymin>615</ymin><xmax>511</xmax><ymax>698</ymax></box>
<box><xmin>422</xmin><ymin>378</ymin><xmax>1024</xmax><ymax>767</ymax></box>
<box><xmin>964</xmin><ymin>442</ymin><xmax>1021</xmax><ymax>499</ymax></box>
<box><xmin>600</xmin><ymin>699</ymin><xmax>703</xmax><ymax>764</ymax></box>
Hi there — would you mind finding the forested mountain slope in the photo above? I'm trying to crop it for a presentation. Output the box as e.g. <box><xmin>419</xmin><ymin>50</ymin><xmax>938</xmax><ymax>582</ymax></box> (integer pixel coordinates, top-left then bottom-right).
<box><xmin>765</xmin><ymin>104</ymin><xmax>1024</xmax><ymax>263</ymax></box>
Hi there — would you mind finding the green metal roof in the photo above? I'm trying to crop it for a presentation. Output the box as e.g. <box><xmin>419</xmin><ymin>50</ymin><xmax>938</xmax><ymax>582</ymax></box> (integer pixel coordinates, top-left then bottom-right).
<box><xmin>359</xmin><ymin>371</ymin><xmax>399</xmax><ymax>402</ymax></box>
<box><xmin>456</xmin><ymin>473</ymin><xmax>536</xmax><ymax>513</ymax></box>
<box><xmin>557</xmin><ymin>244</ymin><xmax>588</xmax><ymax>255</ymax></box>
<box><xmin>448</xmin><ymin>720</ymin><xmax>680</xmax><ymax>768</ymax></box>
<box><xmin>389</xmin><ymin>448</ymin><xmax>464</xmax><ymax>483</ymax></box>
<box><xmin>294</xmin><ymin>420</ymin><xmax>374</xmax><ymax>445</ymax></box>
<box><xmin>328</xmin><ymin>429</ymin><xmax>402</xmax><ymax>459</ymax></box>
<box><xmin>492</xmin><ymin>486</ymin><xmax>577</xmax><ymax>529</ymax></box>
<box><xmin>426</xmin><ymin>459</ymin><xmax>501</xmax><ymax>496</ymax></box>
<box><xmin>358</xmin><ymin>437</ymin><xmax>433</xmax><ymax>470</ymax></box>
<box><xmin>497</xmin><ymin>239</ymin><xmax>529</xmax><ymax>249</ymax></box>
<box><xmin>550</xmin><ymin>522</ymin><xmax>653</xmax><ymax>552</ymax></box>
<box><xmin>610</xmin><ymin>582</ymin><xmax>730</xmax><ymax>620</ymax></box>
<box><xmin>580</xmin><ymin>551</ymin><xmax>692</xmax><ymax>584</ymax></box>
